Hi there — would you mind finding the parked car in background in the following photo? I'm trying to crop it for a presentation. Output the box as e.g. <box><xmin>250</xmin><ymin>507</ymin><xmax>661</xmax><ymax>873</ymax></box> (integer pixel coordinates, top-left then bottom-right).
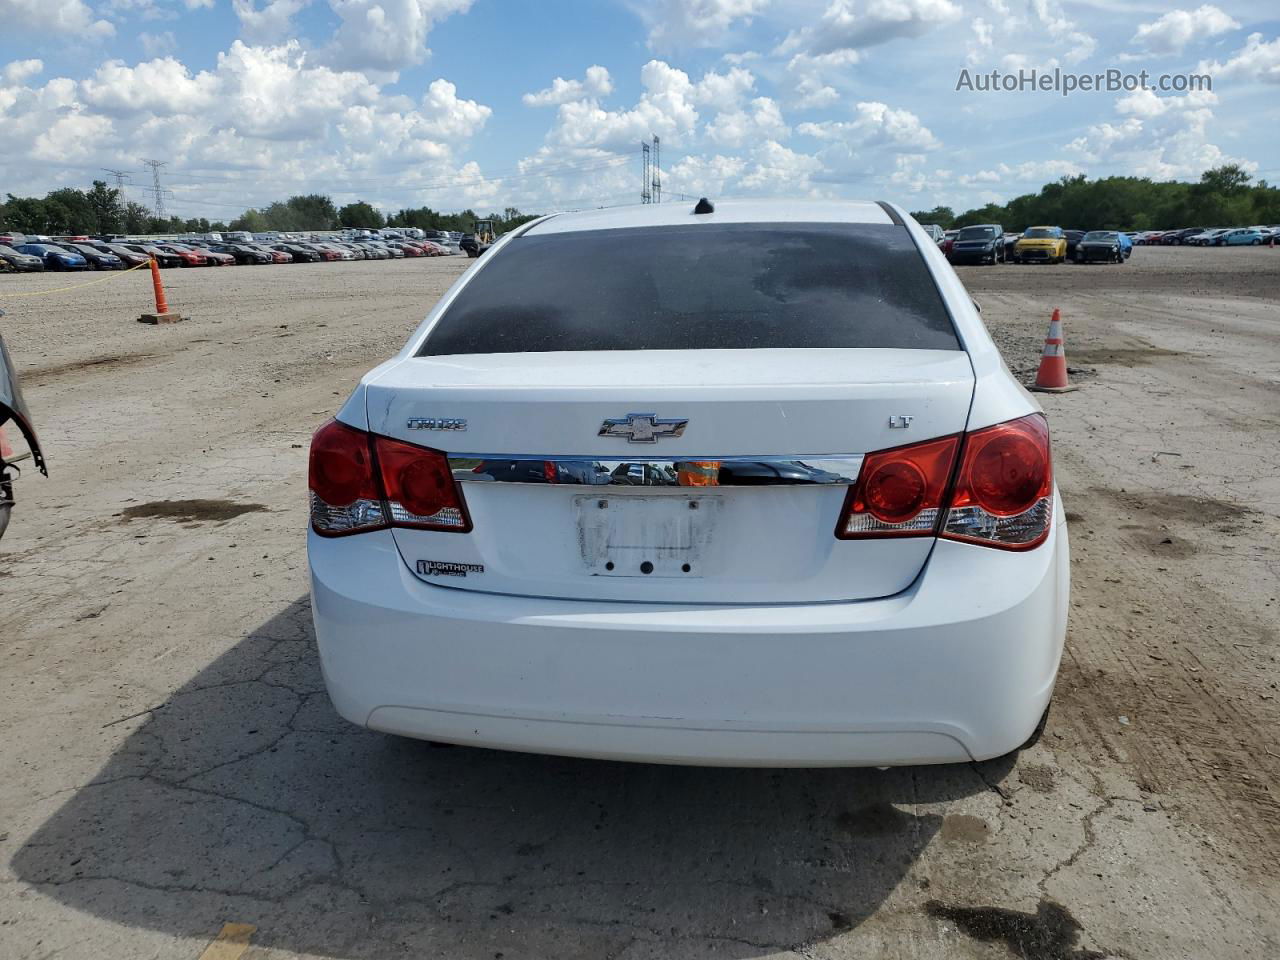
<box><xmin>124</xmin><ymin>244</ymin><xmax>184</xmax><ymax>268</ymax></box>
<box><xmin>15</xmin><ymin>243</ymin><xmax>88</xmax><ymax>271</ymax></box>
<box><xmin>91</xmin><ymin>243</ymin><xmax>150</xmax><ymax>267</ymax></box>
<box><xmin>63</xmin><ymin>243</ymin><xmax>123</xmax><ymax>270</ymax></box>
<box><xmin>156</xmin><ymin>243</ymin><xmax>209</xmax><ymax>267</ymax></box>
<box><xmin>192</xmin><ymin>245</ymin><xmax>236</xmax><ymax>266</ymax></box>
<box><xmin>918</xmin><ymin>223</ymin><xmax>945</xmax><ymax>244</ymax></box>
<box><xmin>0</xmin><ymin>244</ymin><xmax>45</xmax><ymax>272</ymax></box>
<box><xmin>1013</xmin><ymin>226</ymin><xmax>1067</xmax><ymax>263</ymax></box>
<box><xmin>1223</xmin><ymin>228</ymin><xmax>1266</xmax><ymax>245</ymax></box>
<box><xmin>302</xmin><ymin>243</ymin><xmax>341</xmax><ymax>262</ymax></box>
<box><xmin>249</xmin><ymin>245</ymin><xmax>292</xmax><ymax>264</ymax></box>
<box><xmin>1076</xmin><ymin>231</ymin><xmax>1129</xmax><ymax>263</ymax></box>
<box><xmin>1062</xmin><ymin>229</ymin><xmax>1085</xmax><ymax>261</ymax></box>
<box><xmin>209</xmin><ymin>243</ymin><xmax>271</xmax><ymax>265</ymax></box>
<box><xmin>271</xmin><ymin>243</ymin><xmax>320</xmax><ymax>262</ymax></box>
<box><xmin>948</xmin><ymin>224</ymin><xmax>1005</xmax><ymax>265</ymax></box>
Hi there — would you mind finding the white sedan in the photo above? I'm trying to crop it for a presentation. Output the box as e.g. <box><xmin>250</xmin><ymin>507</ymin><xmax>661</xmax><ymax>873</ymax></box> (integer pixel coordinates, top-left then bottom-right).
<box><xmin>308</xmin><ymin>198</ymin><xmax>1069</xmax><ymax>767</ymax></box>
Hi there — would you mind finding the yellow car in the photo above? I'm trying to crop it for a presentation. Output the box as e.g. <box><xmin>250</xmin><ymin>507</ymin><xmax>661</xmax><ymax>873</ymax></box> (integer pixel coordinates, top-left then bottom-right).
<box><xmin>1013</xmin><ymin>226</ymin><xmax>1068</xmax><ymax>263</ymax></box>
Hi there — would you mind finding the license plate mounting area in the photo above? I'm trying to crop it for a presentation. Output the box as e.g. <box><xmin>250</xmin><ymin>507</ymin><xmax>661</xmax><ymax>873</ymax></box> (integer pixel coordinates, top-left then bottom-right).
<box><xmin>574</xmin><ymin>494</ymin><xmax>721</xmax><ymax>578</ymax></box>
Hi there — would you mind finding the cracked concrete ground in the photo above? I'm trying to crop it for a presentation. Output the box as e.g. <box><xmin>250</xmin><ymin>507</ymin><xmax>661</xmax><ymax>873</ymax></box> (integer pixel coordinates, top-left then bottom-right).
<box><xmin>1</xmin><ymin>248</ymin><xmax>1277</xmax><ymax>959</ymax></box>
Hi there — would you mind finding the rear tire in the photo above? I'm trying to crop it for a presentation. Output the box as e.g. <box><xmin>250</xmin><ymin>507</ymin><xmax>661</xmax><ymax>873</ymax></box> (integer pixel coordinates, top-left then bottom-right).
<box><xmin>1019</xmin><ymin>703</ymin><xmax>1051</xmax><ymax>751</ymax></box>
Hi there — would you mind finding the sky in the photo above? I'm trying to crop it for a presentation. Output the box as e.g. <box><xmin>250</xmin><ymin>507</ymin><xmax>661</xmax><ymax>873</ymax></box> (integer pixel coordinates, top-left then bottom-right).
<box><xmin>1</xmin><ymin>0</ymin><xmax>1278</xmax><ymax>221</ymax></box>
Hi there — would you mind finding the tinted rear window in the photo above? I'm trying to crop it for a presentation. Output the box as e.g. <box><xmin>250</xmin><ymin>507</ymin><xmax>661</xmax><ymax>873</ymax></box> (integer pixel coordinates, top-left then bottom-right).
<box><xmin>419</xmin><ymin>223</ymin><xmax>959</xmax><ymax>355</ymax></box>
<box><xmin>957</xmin><ymin>226</ymin><xmax>996</xmax><ymax>240</ymax></box>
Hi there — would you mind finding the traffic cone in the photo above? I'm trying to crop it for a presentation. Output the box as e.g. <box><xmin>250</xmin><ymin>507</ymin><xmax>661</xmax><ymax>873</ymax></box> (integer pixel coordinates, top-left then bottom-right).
<box><xmin>138</xmin><ymin>258</ymin><xmax>183</xmax><ymax>324</ymax></box>
<box><xmin>1030</xmin><ymin>308</ymin><xmax>1077</xmax><ymax>393</ymax></box>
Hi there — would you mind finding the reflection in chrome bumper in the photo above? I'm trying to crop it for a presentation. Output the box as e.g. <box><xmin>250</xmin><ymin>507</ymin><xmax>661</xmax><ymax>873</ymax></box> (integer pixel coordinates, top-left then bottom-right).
<box><xmin>448</xmin><ymin>454</ymin><xmax>864</xmax><ymax>486</ymax></box>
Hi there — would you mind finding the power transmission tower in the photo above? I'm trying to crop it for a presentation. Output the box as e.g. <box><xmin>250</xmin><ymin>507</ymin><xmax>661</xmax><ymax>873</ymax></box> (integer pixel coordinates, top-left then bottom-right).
<box><xmin>651</xmin><ymin>135</ymin><xmax>661</xmax><ymax>204</ymax></box>
<box><xmin>102</xmin><ymin>168</ymin><xmax>130</xmax><ymax>197</ymax></box>
<box><xmin>640</xmin><ymin>140</ymin><xmax>651</xmax><ymax>204</ymax></box>
<box><xmin>142</xmin><ymin>159</ymin><xmax>168</xmax><ymax>219</ymax></box>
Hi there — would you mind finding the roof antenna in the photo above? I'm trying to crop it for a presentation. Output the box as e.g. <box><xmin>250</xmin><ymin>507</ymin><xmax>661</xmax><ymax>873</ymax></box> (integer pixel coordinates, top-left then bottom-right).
<box><xmin>693</xmin><ymin>197</ymin><xmax>715</xmax><ymax>215</ymax></box>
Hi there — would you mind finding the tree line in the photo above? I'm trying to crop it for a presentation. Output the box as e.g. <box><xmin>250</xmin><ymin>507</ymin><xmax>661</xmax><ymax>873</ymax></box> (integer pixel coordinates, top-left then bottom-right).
<box><xmin>910</xmin><ymin>165</ymin><xmax>1280</xmax><ymax>231</ymax></box>
<box><xmin>0</xmin><ymin>182</ymin><xmax>541</xmax><ymax>237</ymax></box>
<box><xmin>6</xmin><ymin>164</ymin><xmax>1275</xmax><ymax>238</ymax></box>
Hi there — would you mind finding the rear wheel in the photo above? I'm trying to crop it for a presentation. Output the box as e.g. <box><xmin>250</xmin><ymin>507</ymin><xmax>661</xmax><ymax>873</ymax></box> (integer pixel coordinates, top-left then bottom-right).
<box><xmin>1020</xmin><ymin>702</ymin><xmax>1051</xmax><ymax>750</ymax></box>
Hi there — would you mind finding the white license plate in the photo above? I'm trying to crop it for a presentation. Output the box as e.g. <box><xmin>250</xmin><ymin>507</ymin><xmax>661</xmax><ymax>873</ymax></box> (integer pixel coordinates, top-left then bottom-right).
<box><xmin>574</xmin><ymin>495</ymin><xmax>721</xmax><ymax>577</ymax></box>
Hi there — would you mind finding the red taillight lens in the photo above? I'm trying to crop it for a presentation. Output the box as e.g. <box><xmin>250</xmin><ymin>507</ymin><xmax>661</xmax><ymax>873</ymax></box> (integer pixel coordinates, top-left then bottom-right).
<box><xmin>374</xmin><ymin>436</ymin><xmax>471</xmax><ymax>532</ymax></box>
<box><xmin>309</xmin><ymin>422</ymin><xmax>470</xmax><ymax>535</ymax></box>
<box><xmin>837</xmin><ymin>434</ymin><xmax>960</xmax><ymax>539</ymax></box>
<box><xmin>309</xmin><ymin>419</ymin><xmax>387</xmax><ymax>536</ymax></box>
<box><xmin>943</xmin><ymin>414</ymin><xmax>1053</xmax><ymax>550</ymax></box>
<box><xmin>836</xmin><ymin>414</ymin><xmax>1054</xmax><ymax>549</ymax></box>
<box><xmin>543</xmin><ymin>460</ymin><xmax>559</xmax><ymax>483</ymax></box>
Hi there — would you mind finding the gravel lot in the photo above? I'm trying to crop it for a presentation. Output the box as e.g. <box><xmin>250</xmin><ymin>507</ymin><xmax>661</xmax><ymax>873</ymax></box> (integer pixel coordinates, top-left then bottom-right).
<box><xmin>1</xmin><ymin>247</ymin><xmax>1277</xmax><ymax>959</ymax></box>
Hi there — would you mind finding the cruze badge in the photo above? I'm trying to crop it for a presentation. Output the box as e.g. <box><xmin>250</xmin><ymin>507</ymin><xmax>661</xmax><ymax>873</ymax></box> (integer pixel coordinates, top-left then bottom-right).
<box><xmin>599</xmin><ymin>413</ymin><xmax>688</xmax><ymax>443</ymax></box>
<box><xmin>407</xmin><ymin>417</ymin><xmax>467</xmax><ymax>431</ymax></box>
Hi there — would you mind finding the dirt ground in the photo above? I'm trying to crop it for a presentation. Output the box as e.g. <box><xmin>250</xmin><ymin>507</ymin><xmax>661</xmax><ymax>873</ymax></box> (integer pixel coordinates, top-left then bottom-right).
<box><xmin>0</xmin><ymin>246</ymin><xmax>1277</xmax><ymax>960</ymax></box>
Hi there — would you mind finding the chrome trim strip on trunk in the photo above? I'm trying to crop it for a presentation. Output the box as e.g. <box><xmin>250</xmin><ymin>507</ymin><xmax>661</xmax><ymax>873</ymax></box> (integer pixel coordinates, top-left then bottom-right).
<box><xmin>448</xmin><ymin>455</ymin><xmax>864</xmax><ymax>487</ymax></box>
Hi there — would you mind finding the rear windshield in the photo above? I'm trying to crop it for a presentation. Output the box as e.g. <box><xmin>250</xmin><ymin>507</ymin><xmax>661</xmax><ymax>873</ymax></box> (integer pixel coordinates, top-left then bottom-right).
<box><xmin>957</xmin><ymin>226</ymin><xmax>996</xmax><ymax>240</ymax></box>
<box><xmin>419</xmin><ymin>223</ymin><xmax>959</xmax><ymax>355</ymax></box>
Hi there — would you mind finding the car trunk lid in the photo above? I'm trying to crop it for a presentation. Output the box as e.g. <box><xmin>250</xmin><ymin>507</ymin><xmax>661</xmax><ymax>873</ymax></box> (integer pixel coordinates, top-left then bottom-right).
<box><xmin>364</xmin><ymin>348</ymin><xmax>974</xmax><ymax>604</ymax></box>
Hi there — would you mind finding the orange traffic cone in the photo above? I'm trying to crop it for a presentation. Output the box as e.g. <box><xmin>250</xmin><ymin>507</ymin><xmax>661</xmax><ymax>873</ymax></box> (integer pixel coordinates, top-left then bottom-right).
<box><xmin>138</xmin><ymin>257</ymin><xmax>183</xmax><ymax>324</ymax></box>
<box><xmin>1030</xmin><ymin>308</ymin><xmax>1077</xmax><ymax>393</ymax></box>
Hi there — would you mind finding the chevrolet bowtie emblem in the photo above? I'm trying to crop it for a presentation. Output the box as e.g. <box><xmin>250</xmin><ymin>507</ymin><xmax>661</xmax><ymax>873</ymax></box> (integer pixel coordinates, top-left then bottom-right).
<box><xmin>598</xmin><ymin>413</ymin><xmax>688</xmax><ymax>443</ymax></box>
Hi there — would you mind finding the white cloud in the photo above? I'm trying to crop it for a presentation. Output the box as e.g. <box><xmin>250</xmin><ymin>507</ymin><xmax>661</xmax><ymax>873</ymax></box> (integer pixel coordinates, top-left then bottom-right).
<box><xmin>1199</xmin><ymin>32</ymin><xmax>1280</xmax><ymax>84</ymax></box>
<box><xmin>522</xmin><ymin>66</ymin><xmax>613</xmax><ymax>107</ymax></box>
<box><xmin>704</xmin><ymin>95</ymin><xmax>788</xmax><ymax>147</ymax></box>
<box><xmin>957</xmin><ymin>159</ymin><xmax>1082</xmax><ymax>187</ymax></box>
<box><xmin>780</xmin><ymin>0</ymin><xmax>961</xmax><ymax>57</ymax></box>
<box><xmin>1</xmin><ymin>38</ymin><xmax>496</xmax><ymax>217</ymax></box>
<box><xmin>3</xmin><ymin>59</ymin><xmax>44</xmax><ymax>85</ymax></box>
<box><xmin>81</xmin><ymin>57</ymin><xmax>219</xmax><ymax>115</ymax></box>
<box><xmin>1029</xmin><ymin>0</ymin><xmax>1094</xmax><ymax>64</ymax></box>
<box><xmin>544</xmin><ymin>60</ymin><xmax>700</xmax><ymax>151</ymax></box>
<box><xmin>737</xmin><ymin>139</ymin><xmax>823</xmax><ymax>192</ymax></box>
<box><xmin>0</xmin><ymin>0</ymin><xmax>115</xmax><ymax>36</ymax></box>
<box><xmin>799</xmin><ymin>101</ymin><xmax>939</xmax><ymax>151</ymax></box>
<box><xmin>638</xmin><ymin>0</ymin><xmax>769</xmax><ymax>52</ymax></box>
<box><xmin>139</xmin><ymin>31</ymin><xmax>177</xmax><ymax>55</ymax></box>
<box><xmin>691</xmin><ymin>65</ymin><xmax>755</xmax><ymax>109</ymax></box>
<box><xmin>233</xmin><ymin>0</ymin><xmax>312</xmax><ymax>43</ymax></box>
<box><xmin>1066</xmin><ymin>86</ymin><xmax>1249</xmax><ymax>181</ymax></box>
<box><xmin>324</xmin><ymin>0</ymin><xmax>473</xmax><ymax>72</ymax></box>
<box><xmin>666</xmin><ymin>153</ymin><xmax>747</xmax><ymax>196</ymax></box>
<box><xmin>1132</xmin><ymin>5</ymin><xmax>1238</xmax><ymax>56</ymax></box>
<box><xmin>418</xmin><ymin>77</ymin><xmax>491</xmax><ymax>140</ymax></box>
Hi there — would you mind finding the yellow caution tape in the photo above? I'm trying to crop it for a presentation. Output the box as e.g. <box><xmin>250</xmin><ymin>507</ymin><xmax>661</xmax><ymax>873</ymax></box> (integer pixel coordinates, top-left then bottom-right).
<box><xmin>1</xmin><ymin>258</ymin><xmax>151</xmax><ymax>297</ymax></box>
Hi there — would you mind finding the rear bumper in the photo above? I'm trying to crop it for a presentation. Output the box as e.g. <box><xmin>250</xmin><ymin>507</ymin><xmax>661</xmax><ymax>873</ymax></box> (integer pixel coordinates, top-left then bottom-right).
<box><xmin>309</xmin><ymin>509</ymin><xmax>1069</xmax><ymax>767</ymax></box>
<box><xmin>948</xmin><ymin>248</ymin><xmax>997</xmax><ymax>263</ymax></box>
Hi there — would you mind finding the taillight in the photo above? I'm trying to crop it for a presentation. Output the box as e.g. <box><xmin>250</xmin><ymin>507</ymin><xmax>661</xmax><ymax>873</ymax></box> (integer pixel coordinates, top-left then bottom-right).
<box><xmin>309</xmin><ymin>420</ymin><xmax>387</xmax><ymax>536</ymax></box>
<box><xmin>308</xmin><ymin>420</ymin><xmax>470</xmax><ymax>536</ymax></box>
<box><xmin>836</xmin><ymin>413</ymin><xmax>1053</xmax><ymax>550</ymax></box>
<box><xmin>374</xmin><ymin>435</ymin><xmax>471</xmax><ymax>532</ymax></box>
<box><xmin>837</xmin><ymin>434</ymin><xmax>960</xmax><ymax>539</ymax></box>
<box><xmin>942</xmin><ymin>414</ymin><xmax>1053</xmax><ymax>550</ymax></box>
